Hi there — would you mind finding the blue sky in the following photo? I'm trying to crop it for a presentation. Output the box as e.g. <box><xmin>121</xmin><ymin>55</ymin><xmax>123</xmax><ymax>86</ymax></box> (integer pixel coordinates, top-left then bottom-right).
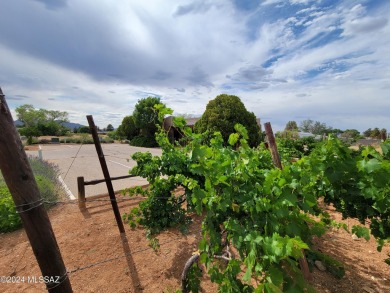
<box><xmin>0</xmin><ymin>0</ymin><xmax>389</xmax><ymax>132</ymax></box>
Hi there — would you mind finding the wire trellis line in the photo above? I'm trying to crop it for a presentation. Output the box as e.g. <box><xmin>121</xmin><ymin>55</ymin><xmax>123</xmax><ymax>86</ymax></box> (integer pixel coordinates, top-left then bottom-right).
<box><xmin>41</xmin><ymin>195</ymin><xmax>186</xmax><ymax>206</ymax></box>
<box><xmin>67</xmin><ymin>228</ymin><xmax>203</xmax><ymax>275</ymax></box>
<box><xmin>62</xmin><ymin>143</ymin><xmax>83</xmax><ymax>181</ymax></box>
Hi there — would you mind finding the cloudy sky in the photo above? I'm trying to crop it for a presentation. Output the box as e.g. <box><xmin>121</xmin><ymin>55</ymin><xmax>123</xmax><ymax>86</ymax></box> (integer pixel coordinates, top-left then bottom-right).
<box><xmin>0</xmin><ymin>0</ymin><xmax>389</xmax><ymax>132</ymax></box>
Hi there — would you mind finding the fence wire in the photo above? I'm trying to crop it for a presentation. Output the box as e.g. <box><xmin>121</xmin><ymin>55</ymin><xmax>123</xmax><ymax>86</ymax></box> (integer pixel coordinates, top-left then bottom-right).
<box><xmin>3</xmin><ymin>143</ymin><xmax>198</xmax><ymax>285</ymax></box>
<box><xmin>43</xmin><ymin>195</ymin><xmax>187</xmax><ymax>206</ymax></box>
<box><xmin>5</xmin><ymin>196</ymin><xmax>203</xmax><ymax>282</ymax></box>
<box><xmin>67</xmin><ymin>228</ymin><xmax>203</xmax><ymax>275</ymax></box>
<box><xmin>62</xmin><ymin>143</ymin><xmax>83</xmax><ymax>181</ymax></box>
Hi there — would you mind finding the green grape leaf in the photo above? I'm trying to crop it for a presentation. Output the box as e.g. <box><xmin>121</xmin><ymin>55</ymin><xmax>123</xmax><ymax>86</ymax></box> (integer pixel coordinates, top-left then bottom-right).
<box><xmin>358</xmin><ymin>158</ymin><xmax>381</xmax><ymax>173</ymax></box>
<box><xmin>268</xmin><ymin>266</ymin><xmax>283</xmax><ymax>286</ymax></box>
<box><xmin>228</xmin><ymin>133</ymin><xmax>239</xmax><ymax>146</ymax></box>
<box><xmin>172</xmin><ymin>116</ymin><xmax>186</xmax><ymax>128</ymax></box>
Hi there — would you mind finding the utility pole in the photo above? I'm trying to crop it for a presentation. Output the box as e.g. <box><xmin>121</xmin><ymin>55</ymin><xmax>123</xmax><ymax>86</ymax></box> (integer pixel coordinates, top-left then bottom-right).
<box><xmin>0</xmin><ymin>88</ymin><xmax>72</xmax><ymax>292</ymax></box>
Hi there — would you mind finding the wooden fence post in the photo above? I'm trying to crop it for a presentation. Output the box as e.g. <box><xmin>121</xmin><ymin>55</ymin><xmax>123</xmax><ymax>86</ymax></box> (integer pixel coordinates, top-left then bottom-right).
<box><xmin>77</xmin><ymin>176</ymin><xmax>86</xmax><ymax>210</ymax></box>
<box><xmin>0</xmin><ymin>88</ymin><xmax>73</xmax><ymax>292</ymax></box>
<box><xmin>264</xmin><ymin>122</ymin><xmax>312</xmax><ymax>281</ymax></box>
<box><xmin>87</xmin><ymin>115</ymin><xmax>125</xmax><ymax>234</ymax></box>
<box><xmin>264</xmin><ymin>122</ymin><xmax>283</xmax><ymax>169</ymax></box>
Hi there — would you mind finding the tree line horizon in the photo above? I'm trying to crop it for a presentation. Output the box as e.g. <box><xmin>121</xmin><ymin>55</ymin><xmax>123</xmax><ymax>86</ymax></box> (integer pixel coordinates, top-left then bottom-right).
<box><xmin>14</xmin><ymin>94</ymin><xmax>388</xmax><ymax>146</ymax></box>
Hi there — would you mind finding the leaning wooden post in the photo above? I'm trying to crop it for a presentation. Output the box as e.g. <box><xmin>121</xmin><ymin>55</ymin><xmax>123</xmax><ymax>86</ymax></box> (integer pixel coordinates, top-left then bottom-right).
<box><xmin>264</xmin><ymin>122</ymin><xmax>311</xmax><ymax>281</ymax></box>
<box><xmin>0</xmin><ymin>88</ymin><xmax>73</xmax><ymax>292</ymax></box>
<box><xmin>264</xmin><ymin>122</ymin><xmax>282</xmax><ymax>169</ymax></box>
<box><xmin>86</xmin><ymin>115</ymin><xmax>125</xmax><ymax>234</ymax></box>
<box><xmin>77</xmin><ymin>176</ymin><xmax>86</xmax><ymax>210</ymax></box>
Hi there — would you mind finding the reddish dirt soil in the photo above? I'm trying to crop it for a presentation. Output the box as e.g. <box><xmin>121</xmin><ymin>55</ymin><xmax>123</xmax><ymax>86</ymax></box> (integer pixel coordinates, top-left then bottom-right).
<box><xmin>0</xmin><ymin>198</ymin><xmax>389</xmax><ymax>293</ymax></box>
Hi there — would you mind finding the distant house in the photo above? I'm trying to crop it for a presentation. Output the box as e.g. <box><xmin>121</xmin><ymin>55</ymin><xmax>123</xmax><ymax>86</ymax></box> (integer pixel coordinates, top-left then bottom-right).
<box><xmin>354</xmin><ymin>138</ymin><xmax>382</xmax><ymax>146</ymax></box>
<box><xmin>163</xmin><ymin>116</ymin><xmax>200</xmax><ymax>143</ymax></box>
<box><xmin>184</xmin><ymin>117</ymin><xmax>200</xmax><ymax>128</ymax></box>
<box><xmin>298</xmin><ymin>132</ymin><xmax>322</xmax><ymax>139</ymax></box>
<box><xmin>298</xmin><ymin>132</ymin><xmax>315</xmax><ymax>138</ymax></box>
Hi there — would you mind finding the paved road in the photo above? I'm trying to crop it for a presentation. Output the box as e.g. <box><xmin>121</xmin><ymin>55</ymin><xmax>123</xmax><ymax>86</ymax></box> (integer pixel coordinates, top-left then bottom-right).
<box><xmin>26</xmin><ymin>144</ymin><xmax>162</xmax><ymax>199</ymax></box>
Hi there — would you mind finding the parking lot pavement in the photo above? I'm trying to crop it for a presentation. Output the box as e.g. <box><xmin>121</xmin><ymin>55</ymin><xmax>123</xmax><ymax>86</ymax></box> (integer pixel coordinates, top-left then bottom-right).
<box><xmin>26</xmin><ymin>144</ymin><xmax>162</xmax><ymax>199</ymax></box>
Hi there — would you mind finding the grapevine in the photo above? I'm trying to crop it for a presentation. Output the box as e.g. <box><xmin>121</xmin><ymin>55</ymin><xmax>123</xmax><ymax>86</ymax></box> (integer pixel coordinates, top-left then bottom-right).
<box><xmin>123</xmin><ymin>104</ymin><xmax>389</xmax><ymax>292</ymax></box>
<box><xmin>295</xmin><ymin>137</ymin><xmax>390</xmax><ymax>248</ymax></box>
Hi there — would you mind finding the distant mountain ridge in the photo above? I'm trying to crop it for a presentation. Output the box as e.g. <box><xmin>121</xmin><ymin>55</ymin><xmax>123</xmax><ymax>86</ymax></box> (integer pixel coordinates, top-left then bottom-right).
<box><xmin>59</xmin><ymin>121</ymin><xmax>86</xmax><ymax>130</ymax></box>
<box><xmin>14</xmin><ymin>120</ymin><xmax>86</xmax><ymax>130</ymax></box>
<box><xmin>14</xmin><ymin>120</ymin><xmax>23</xmax><ymax>127</ymax></box>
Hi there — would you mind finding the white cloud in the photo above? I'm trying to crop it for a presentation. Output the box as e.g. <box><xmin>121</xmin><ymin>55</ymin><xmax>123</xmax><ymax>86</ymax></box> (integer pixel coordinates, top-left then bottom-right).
<box><xmin>343</xmin><ymin>16</ymin><xmax>388</xmax><ymax>35</ymax></box>
<box><xmin>261</xmin><ymin>0</ymin><xmax>283</xmax><ymax>6</ymax></box>
<box><xmin>0</xmin><ymin>0</ymin><xmax>389</xmax><ymax>132</ymax></box>
<box><xmin>0</xmin><ymin>44</ymin><xmax>141</xmax><ymax>127</ymax></box>
<box><xmin>289</xmin><ymin>0</ymin><xmax>316</xmax><ymax>5</ymax></box>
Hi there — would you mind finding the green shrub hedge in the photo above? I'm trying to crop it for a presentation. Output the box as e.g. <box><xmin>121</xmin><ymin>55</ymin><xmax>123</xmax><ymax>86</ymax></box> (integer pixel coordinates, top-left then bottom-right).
<box><xmin>130</xmin><ymin>135</ymin><xmax>158</xmax><ymax>147</ymax></box>
<box><xmin>0</xmin><ymin>156</ymin><xmax>62</xmax><ymax>233</ymax></box>
<box><xmin>0</xmin><ymin>187</ymin><xmax>22</xmax><ymax>232</ymax></box>
<box><xmin>59</xmin><ymin>137</ymin><xmax>114</xmax><ymax>144</ymax></box>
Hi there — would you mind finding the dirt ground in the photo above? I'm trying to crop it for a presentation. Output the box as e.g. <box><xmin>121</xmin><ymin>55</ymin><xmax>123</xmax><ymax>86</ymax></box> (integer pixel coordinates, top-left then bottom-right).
<box><xmin>0</xmin><ymin>197</ymin><xmax>389</xmax><ymax>293</ymax></box>
<box><xmin>24</xmin><ymin>145</ymin><xmax>40</xmax><ymax>151</ymax></box>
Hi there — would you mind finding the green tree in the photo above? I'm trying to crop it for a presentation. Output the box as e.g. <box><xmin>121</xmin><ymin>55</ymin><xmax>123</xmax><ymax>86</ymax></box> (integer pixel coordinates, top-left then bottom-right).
<box><xmin>299</xmin><ymin>119</ymin><xmax>314</xmax><ymax>133</ymax></box>
<box><xmin>130</xmin><ymin>97</ymin><xmax>163</xmax><ymax>147</ymax></box>
<box><xmin>371</xmin><ymin>128</ymin><xmax>381</xmax><ymax>139</ymax></box>
<box><xmin>77</xmin><ymin>126</ymin><xmax>91</xmax><ymax>134</ymax></box>
<box><xmin>45</xmin><ymin>110</ymin><xmax>68</xmax><ymax>122</ymax></box>
<box><xmin>38</xmin><ymin>121</ymin><xmax>62</xmax><ymax>136</ymax></box>
<box><xmin>279</xmin><ymin>121</ymin><xmax>299</xmax><ymax>139</ymax></box>
<box><xmin>133</xmin><ymin>97</ymin><xmax>161</xmax><ymax>137</ymax></box>
<box><xmin>285</xmin><ymin>121</ymin><xmax>299</xmax><ymax>131</ymax></box>
<box><xmin>341</xmin><ymin>129</ymin><xmax>361</xmax><ymax>141</ymax></box>
<box><xmin>106</xmin><ymin>124</ymin><xmax>114</xmax><ymax>132</ymax></box>
<box><xmin>16</xmin><ymin>104</ymin><xmax>69</xmax><ymax>144</ymax></box>
<box><xmin>363</xmin><ymin>128</ymin><xmax>372</xmax><ymax>138</ymax></box>
<box><xmin>117</xmin><ymin>116</ymin><xmax>139</xmax><ymax>140</ymax></box>
<box><xmin>39</xmin><ymin>109</ymin><xmax>69</xmax><ymax>136</ymax></box>
<box><xmin>194</xmin><ymin>94</ymin><xmax>261</xmax><ymax>147</ymax></box>
<box><xmin>331</xmin><ymin>129</ymin><xmax>343</xmax><ymax>136</ymax></box>
<box><xmin>312</xmin><ymin>121</ymin><xmax>332</xmax><ymax>135</ymax></box>
<box><xmin>380</xmin><ymin>128</ymin><xmax>387</xmax><ymax>140</ymax></box>
<box><xmin>299</xmin><ymin>119</ymin><xmax>332</xmax><ymax>135</ymax></box>
<box><xmin>16</xmin><ymin>104</ymin><xmax>45</xmax><ymax>126</ymax></box>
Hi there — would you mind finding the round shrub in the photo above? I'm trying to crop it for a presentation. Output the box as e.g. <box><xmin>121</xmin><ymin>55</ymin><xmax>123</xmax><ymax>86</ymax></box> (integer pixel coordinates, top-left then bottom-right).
<box><xmin>194</xmin><ymin>94</ymin><xmax>261</xmax><ymax>147</ymax></box>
